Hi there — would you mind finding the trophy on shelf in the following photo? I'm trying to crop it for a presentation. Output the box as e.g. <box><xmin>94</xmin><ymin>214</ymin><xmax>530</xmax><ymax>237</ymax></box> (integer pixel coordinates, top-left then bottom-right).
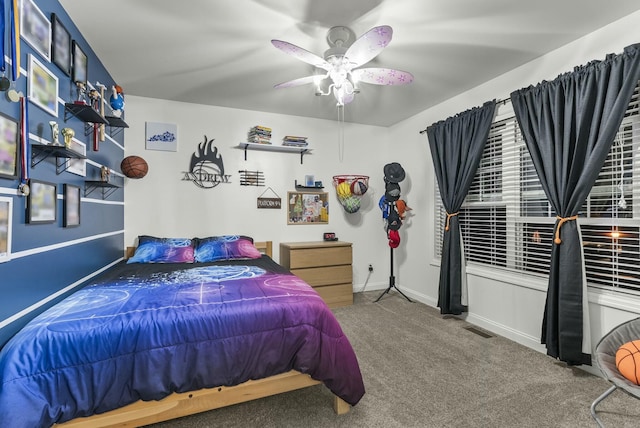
<box><xmin>49</xmin><ymin>121</ymin><xmax>62</xmax><ymax>146</ymax></box>
<box><xmin>61</xmin><ymin>128</ymin><xmax>75</xmax><ymax>148</ymax></box>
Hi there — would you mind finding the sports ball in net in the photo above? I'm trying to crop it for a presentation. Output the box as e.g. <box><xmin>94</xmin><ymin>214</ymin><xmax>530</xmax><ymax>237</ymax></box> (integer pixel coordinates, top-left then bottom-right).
<box><xmin>341</xmin><ymin>195</ymin><xmax>361</xmax><ymax>213</ymax></box>
<box><xmin>336</xmin><ymin>181</ymin><xmax>352</xmax><ymax>201</ymax></box>
<box><xmin>616</xmin><ymin>340</ymin><xmax>640</xmax><ymax>385</ymax></box>
<box><xmin>120</xmin><ymin>155</ymin><xmax>148</xmax><ymax>179</ymax></box>
<box><xmin>351</xmin><ymin>179</ymin><xmax>368</xmax><ymax>196</ymax></box>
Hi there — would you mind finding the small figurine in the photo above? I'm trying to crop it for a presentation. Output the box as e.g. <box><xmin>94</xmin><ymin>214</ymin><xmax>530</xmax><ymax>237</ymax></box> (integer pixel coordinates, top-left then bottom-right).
<box><xmin>100</xmin><ymin>166</ymin><xmax>110</xmax><ymax>182</ymax></box>
<box><xmin>75</xmin><ymin>82</ymin><xmax>87</xmax><ymax>104</ymax></box>
<box><xmin>109</xmin><ymin>85</ymin><xmax>125</xmax><ymax>117</ymax></box>
<box><xmin>88</xmin><ymin>89</ymin><xmax>100</xmax><ymax>106</ymax></box>
<box><xmin>61</xmin><ymin>128</ymin><xmax>75</xmax><ymax>148</ymax></box>
<box><xmin>49</xmin><ymin>121</ymin><xmax>61</xmax><ymax>146</ymax></box>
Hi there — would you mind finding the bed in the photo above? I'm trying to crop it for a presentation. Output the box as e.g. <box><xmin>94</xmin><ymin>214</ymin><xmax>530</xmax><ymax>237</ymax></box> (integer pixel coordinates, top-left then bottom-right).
<box><xmin>0</xmin><ymin>237</ymin><xmax>365</xmax><ymax>427</ymax></box>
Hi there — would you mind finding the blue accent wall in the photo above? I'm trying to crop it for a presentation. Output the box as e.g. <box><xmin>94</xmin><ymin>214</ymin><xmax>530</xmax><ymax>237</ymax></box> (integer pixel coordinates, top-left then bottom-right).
<box><xmin>0</xmin><ymin>1</ymin><xmax>124</xmax><ymax>347</ymax></box>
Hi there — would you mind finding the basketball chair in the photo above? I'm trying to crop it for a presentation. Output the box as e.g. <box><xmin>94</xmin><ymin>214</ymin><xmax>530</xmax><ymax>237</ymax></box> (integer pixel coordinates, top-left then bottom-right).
<box><xmin>591</xmin><ymin>317</ymin><xmax>640</xmax><ymax>427</ymax></box>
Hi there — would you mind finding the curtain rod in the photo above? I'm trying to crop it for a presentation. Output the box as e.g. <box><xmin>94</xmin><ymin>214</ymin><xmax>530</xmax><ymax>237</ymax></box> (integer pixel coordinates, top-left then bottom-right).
<box><xmin>417</xmin><ymin>97</ymin><xmax>511</xmax><ymax>135</ymax></box>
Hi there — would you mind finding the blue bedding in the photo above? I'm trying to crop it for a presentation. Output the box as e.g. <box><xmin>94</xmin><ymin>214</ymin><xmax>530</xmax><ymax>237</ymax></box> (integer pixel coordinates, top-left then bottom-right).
<box><xmin>0</xmin><ymin>256</ymin><xmax>365</xmax><ymax>427</ymax></box>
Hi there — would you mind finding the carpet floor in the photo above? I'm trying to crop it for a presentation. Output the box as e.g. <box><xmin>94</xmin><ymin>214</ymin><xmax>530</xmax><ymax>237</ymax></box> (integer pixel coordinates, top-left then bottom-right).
<box><xmin>150</xmin><ymin>290</ymin><xmax>639</xmax><ymax>427</ymax></box>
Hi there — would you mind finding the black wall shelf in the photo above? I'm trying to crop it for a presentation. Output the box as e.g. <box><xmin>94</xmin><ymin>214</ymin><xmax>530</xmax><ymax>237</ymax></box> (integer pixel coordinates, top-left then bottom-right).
<box><xmin>31</xmin><ymin>144</ymin><xmax>87</xmax><ymax>174</ymax></box>
<box><xmin>84</xmin><ymin>180</ymin><xmax>120</xmax><ymax>199</ymax></box>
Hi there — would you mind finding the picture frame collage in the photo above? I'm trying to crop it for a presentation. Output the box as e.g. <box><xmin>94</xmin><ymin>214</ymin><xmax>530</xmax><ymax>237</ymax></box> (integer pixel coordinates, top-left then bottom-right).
<box><xmin>4</xmin><ymin>0</ymin><xmax>95</xmax><ymax>245</ymax></box>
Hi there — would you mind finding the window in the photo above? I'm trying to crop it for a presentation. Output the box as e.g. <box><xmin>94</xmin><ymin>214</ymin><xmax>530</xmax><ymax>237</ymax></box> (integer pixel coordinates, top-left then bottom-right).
<box><xmin>435</xmin><ymin>83</ymin><xmax>640</xmax><ymax>292</ymax></box>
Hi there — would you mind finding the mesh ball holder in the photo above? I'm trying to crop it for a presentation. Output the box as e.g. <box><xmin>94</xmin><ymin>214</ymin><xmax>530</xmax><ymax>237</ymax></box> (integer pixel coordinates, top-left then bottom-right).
<box><xmin>332</xmin><ymin>175</ymin><xmax>369</xmax><ymax>213</ymax></box>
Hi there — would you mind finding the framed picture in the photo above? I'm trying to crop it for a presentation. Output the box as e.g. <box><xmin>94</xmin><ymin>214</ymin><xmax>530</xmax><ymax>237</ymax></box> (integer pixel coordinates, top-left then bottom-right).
<box><xmin>145</xmin><ymin>122</ymin><xmax>178</xmax><ymax>151</ymax></box>
<box><xmin>0</xmin><ymin>197</ymin><xmax>12</xmax><ymax>263</ymax></box>
<box><xmin>72</xmin><ymin>41</ymin><xmax>88</xmax><ymax>84</ymax></box>
<box><xmin>28</xmin><ymin>54</ymin><xmax>58</xmax><ymax>116</ymax></box>
<box><xmin>27</xmin><ymin>179</ymin><xmax>57</xmax><ymax>224</ymax></box>
<box><xmin>0</xmin><ymin>113</ymin><xmax>19</xmax><ymax>179</ymax></box>
<box><xmin>20</xmin><ymin>0</ymin><xmax>51</xmax><ymax>61</ymax></box>
<box><xmin>65</xmin><ymin>138</ymin><xmax>86</xmax><ymax>176</ymax></box>
<box><xmin>287</xmin><ymin>191</ymin><xmax>329</xmax><ymax>225</ymax></box>
<box><xmin>51</xmin><ymin>13</ymin><xmax>71</xmax><ymax>75</ymax></box>
<box><xmin>63</xmin><ymin>184</ymin><xmax>80</xmax><ymax>227</ymax></box>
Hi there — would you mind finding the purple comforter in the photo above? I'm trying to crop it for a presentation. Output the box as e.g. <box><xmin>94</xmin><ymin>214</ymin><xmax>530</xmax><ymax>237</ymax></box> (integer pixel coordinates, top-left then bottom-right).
<box><xmin>0</xmin><ymin>256</ymin><xmax>364</xmax><ymax>427</ymax></box>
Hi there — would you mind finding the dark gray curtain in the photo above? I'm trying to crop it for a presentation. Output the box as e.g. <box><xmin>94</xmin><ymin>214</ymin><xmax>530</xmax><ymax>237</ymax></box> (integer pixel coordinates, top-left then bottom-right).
<box><xmin>510</xmin><ymin>43</ymin><xmax>640</xmax><ymax>365</ymax></box>
<box><xmin>427</xmin><ymin>100</ymin><xmax>496</xmax><ymax>315</ymax></box>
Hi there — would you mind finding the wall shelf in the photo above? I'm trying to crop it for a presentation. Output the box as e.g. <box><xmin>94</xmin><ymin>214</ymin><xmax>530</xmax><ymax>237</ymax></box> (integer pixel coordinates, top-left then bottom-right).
<box><xmin>64</xmin><ymin>103</ymin><xmax>108</xmax><ymax>124</ymax></box>
<box><xmin>84</xmin><ymin>180</ymin><xmax>120</xmax><ymax>199</ymax></box>
<box><xmin>236</xmin><ymin>142</ymin><xmax>312</xmax><ymax>164</ymax></box>
<box><xmin>31</xmin><ymin>143</ymin><xmax>87</xmax><ymax>174</ymax></box>
<box><xmin>105</xmin><ymin>115</ymin><xmax>129</xmax><ymax>137</ymax></box>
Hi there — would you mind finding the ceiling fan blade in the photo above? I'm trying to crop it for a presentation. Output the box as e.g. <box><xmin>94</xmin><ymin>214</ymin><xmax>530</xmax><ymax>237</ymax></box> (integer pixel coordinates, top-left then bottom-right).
<box><xmin>352</xmin><ymin>68</ymin><xmax>414</xmax><ymax>85</ymax></box>
<box><xmin>344</xmin><ymin>25</ymin><xmax>393</xmax><ymax>68</ymax></box>
<box><xmin>274</xmin><ymin>75</ymin><xmax>318</xmax><ymax>89</ymax></box>
<box><xmin>271</xmin><ymin>40</ymin><xmax>331</xmax><ymax>70</ymax></box>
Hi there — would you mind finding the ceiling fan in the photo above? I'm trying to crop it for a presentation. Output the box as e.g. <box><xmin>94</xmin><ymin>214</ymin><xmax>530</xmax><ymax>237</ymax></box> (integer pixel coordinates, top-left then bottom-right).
<box><xmin>272</xmin><ymin>25</ymin><xmax>414</xmax><ymax>106</ymax></box>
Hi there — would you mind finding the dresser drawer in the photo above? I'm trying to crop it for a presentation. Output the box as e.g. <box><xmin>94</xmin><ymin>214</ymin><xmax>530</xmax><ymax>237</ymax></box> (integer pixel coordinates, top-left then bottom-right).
<box><xmin>286</xmin><ymin>245</ymin><xmax>352</xmax><ymax>269</ymax></box>
<box><xmin>312</xmin><ymin>283</ymin><xmax>353</xmax><ymax>308</ymax></box>
<box><xmin>291</xmin><ymin>265</ymin><xmax>352</xmax><ymax>287</ymax></box>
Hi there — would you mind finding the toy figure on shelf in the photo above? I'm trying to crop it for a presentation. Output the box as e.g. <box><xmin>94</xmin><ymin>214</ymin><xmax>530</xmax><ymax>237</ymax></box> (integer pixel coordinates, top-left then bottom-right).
<box><xmin>75</xmin><ymin>82</ymin><xmax>87</xmax><ymax>104</ymax></box>
<box><xmin>100</xmin><ymin>166</ymin><xmax>110</xmax><ymax>182</ymax></box>
<box><xmin>109</xmin><ymin>85</ymin><xmax>125</xmax><ymax>117</ymax></box>
<box><xmin>88</xmin><ymin>89</ymin><xmax>101</xmax><ymax>110</ymax></box>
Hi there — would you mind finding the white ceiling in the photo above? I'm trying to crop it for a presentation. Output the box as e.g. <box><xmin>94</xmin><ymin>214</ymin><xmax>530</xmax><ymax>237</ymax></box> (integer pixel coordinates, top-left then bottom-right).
<box><xmin>59</xmin><ymin>0</ymin><xmax>640</xmax><ymax>127</ymax></box>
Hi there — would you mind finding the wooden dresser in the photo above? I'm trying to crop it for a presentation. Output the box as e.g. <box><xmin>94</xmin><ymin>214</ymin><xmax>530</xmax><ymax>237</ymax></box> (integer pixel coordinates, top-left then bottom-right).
<box><xmin>279</xmin><ymin>241</ymin><xmax>353</xmax><ymax>308</ymax></box>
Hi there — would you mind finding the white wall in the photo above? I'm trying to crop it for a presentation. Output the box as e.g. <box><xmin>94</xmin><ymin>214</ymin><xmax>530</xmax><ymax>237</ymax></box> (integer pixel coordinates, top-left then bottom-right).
<box><xmin>123</xmin><ymin>10</ymin><xmax>640</xmax><ymax>365</ymax></box>
<box><xmin>122</xmin><ymin>99</ymin><xmax>399</xmax><ymax>290</ymax></box>
<box><xmin>389</xmin><ymin>10</ymin><xmax>640</xmax><ymax>364</ymax></box>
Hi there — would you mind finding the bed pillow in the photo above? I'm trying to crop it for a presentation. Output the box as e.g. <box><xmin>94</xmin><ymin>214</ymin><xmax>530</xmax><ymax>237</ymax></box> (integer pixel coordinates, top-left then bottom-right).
<box><xmin>127</xmin><ymin>236</ymin><xmax>195</xmax><ymax>264</ymax></box>
<box><xmin>194</xmin><ymin>235</ymin><xmax>262</xmax><ymax>262</ymax></box>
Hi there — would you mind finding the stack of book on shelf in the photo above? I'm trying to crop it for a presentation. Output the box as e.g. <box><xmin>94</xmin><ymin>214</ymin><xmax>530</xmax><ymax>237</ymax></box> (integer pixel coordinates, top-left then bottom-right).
<box><xmin>282</xmin><ymin>135</ymin><xmax>308</xmax><ymax>147</ymax></box>
<box><xmin>248</xmin><ymin>126</ymin><xmax>272</xmax><ymax>144</ymax></box>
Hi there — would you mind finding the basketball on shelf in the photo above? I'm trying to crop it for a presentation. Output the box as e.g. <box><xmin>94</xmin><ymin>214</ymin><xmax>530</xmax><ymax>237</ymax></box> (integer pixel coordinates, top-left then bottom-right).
<box><xmin>616</xmin><ymin>340</ymin><xmax>640</xmax><ymax>385</ymax></box>
<box><xmin>120</xmin><ymin>155</ymin><xmax>148</xmax><ymax>179</ymax></box>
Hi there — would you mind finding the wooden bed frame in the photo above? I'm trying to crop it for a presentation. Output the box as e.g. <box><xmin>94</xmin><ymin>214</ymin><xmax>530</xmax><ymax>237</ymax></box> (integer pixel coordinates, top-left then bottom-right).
<box><xmin>55</xmin><ymin>241</ymin><xmax>350</xmax><ymax>427</ymax></box>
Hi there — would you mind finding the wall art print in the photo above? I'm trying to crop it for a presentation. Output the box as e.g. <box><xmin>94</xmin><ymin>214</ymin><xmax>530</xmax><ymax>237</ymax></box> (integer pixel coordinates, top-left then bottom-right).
<box><xmin>51</xmin><ymin>13</ymin><xmax>71</xmax><ymax>75</ymax></box>
<box><xmin>26</xmin><ymin>179</ymin><xmax>56</xmax><ymax>224</ymax></box>
<box><xmin>145</xmin><ymin>122</ymin><xmax>177</xmax><ymax>151</ymax></box>
<box><xmin>181</xmin><ymin>135</ymin><xmax>231</xmax><ymax>189</ymax></box>
<box><xmin>28</xmin><ymin>54</ymin><xmax>58</xmax><ymax>116</ymax></box>
<box><xmin>0</xmin><ymin>113</ymin><xmax>19</xmax><ymax>179</ymax></box>
<box><xmin>20</xmin><ymin>0</ymin><xmax>51</xmax><ymax>61</ymax></box>
<box><xmin>287</xmin><ymin>191</ymin><xmax>329</xmax><ymax>225</ymax></box>
<box><xmin>65</xmin><ymin>138</ymin><xmax>86</xmax><ymax>176</ymax></box>
<box><xmin>0</xmin><ymin>196</ymin><xmax>12</xmax><ymax>263</ymax></box>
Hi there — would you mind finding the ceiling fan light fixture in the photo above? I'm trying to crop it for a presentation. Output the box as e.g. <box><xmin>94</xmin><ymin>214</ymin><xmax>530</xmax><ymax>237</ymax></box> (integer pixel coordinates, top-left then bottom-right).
<box><xmin>272</xmin><ymin>25</ymin><xmax>413</xmax><ymax>109</ymax></box>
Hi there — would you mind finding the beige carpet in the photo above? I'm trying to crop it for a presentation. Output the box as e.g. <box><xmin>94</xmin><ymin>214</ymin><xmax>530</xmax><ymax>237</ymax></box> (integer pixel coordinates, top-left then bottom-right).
<box><xmin>150</xmin><ymin>291</ymin><xmax>640</xmax><ymax>427</ymax></box>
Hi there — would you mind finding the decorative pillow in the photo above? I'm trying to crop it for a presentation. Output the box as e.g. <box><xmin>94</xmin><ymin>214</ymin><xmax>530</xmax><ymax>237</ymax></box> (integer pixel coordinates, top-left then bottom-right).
<box><xmin>194</xmin><ymin>235</ymin><xmax>262</xmax><ymax>262</ymax></box>
<box><xmin>616</xmin><ymin>340</ymin><xmax>640</xmax><ymax>385</ymax></box>
<box><xmin>127</xmin><ymin>236</ymin><xmax>195</xmax><ymax>264</ymax></box>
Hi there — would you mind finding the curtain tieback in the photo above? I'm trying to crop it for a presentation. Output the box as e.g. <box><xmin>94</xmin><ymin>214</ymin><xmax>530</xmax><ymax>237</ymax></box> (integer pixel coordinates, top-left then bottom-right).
<box><xmin>554</xmin><ymin>215</ymin><xmax>578</xmax><ymax>244</ymax></box>
<box><xmin>445</xmin><ymin>211</ymin><xmax>459</xmax><ymax>231</ymax></box>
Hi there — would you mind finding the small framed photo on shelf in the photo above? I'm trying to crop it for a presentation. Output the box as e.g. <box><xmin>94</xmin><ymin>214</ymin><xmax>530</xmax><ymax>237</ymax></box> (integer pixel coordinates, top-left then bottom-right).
<box><xmin>0</xmin><ymin>196</ymin><xmax>13</xmax><ymax>263</ymax></box>
<box><xmin>51</xmin><ymin>13</ymin><xmax>71</xmax><ymax>75</ymax></box>
<box><xmin>20</xmin><ymin>0</ymin><xmax>51</xmax><ymax>61</ymax></box>
<box><xmin>28</xmin><ymin>54</ymin><xmax>58</xmax><ymax>116</ymax></box>
<box><xmin>0</xmin><ymin>112</ymin><xmax>19</xmax><ymax>179</ymax></box>
<box><xmin>27</xmin><ymin>179</ymin><xmax>57</xmax><ymax>224</ymax></box>
<box><xmin>72</xmin><ymin>41</ymin><xmax>88</xmax><ymax>84</ymax></box>
<box><xmin>63</xmin><ymin>184</ymin><xmax>81</xmax><ymax>227</ymax></box>
<box><xmin>65</xmin><ymin>139</ymin><xmax>86</xmax><ymax>176</ymax></box>
<box><xmin>287</xmin><ymin>191</ymin><xmax>329</xmax><ymax>225</ymax></box>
